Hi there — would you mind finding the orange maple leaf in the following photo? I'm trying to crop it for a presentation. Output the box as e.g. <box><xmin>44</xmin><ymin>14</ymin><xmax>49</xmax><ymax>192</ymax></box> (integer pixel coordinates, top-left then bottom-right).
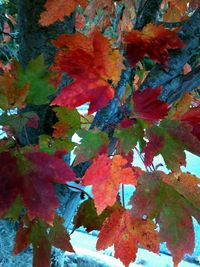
<box><xmin>0</xmin><ymin>70</ymin><xmax>29</xmax><ymax>110</ymax></box>
<box><xmin>51</xmin><ymin>29</ymin><xmax>124</xmax><ymax>114</ymax></box>
<box><xmin>83</xmin><ymin>154</ymin><xmax>140</xmax><ymax>214</ymax></box>
<box><xmin>96</xmin><ymin>209</ymin><xmax>159</xmax><ymax>267</ymax></box>
<box><xmin>39</xmin><ymin>0</ymin><xmax>88</xmax><ymax>26</ymax></box>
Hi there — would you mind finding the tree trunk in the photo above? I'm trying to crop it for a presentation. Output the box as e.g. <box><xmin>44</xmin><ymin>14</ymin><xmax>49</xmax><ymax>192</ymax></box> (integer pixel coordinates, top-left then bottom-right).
<box><xmin>0</xmin><ymin>1</ymin><xmax>81</xmax><ymax>267</ymax></box>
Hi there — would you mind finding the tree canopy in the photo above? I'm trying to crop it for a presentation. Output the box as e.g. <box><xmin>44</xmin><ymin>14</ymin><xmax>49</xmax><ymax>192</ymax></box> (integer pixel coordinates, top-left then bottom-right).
<box><xmin>0</xmin><ymin>1</ymin><xmax>200</xmax><ymax>267</ymax></box>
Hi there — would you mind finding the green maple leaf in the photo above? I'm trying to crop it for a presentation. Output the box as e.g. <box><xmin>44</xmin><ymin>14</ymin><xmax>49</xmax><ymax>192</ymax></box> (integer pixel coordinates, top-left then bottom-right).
<box><xmin>114</xmin><ymin>123</ymin><xmax>145</xmax><ymax>154</ymax></box>
<box><xmin>130</xmin><ymin>171</ymin><xmax>200</xmax><ymax>267</ymax></box>
<box><xmin>39</xmin><ymin>134</ymin><xmax>75</xmax><ymax>154</ymax></box>
<box><xmin>73</xmin><ymin>198</ymin><xmax>121</xmax><ymax>233</ymax></box>
<box><xmin>53</xmin><ymin>106</ymin><xmax>81</xmax><ymax>139</ymax></box>
<box><xmin>16</xmin><ymin>55</ymin><xmax>55</xmax><ymax>105</ymax></box>
<box><xmin>146</xmin><ymin>120</ymin><xmax>200</xmax><ymax>171</ymax></box>
<box><xmin>73</xmin><ymin>129</ymin><xmax>109</xmax><ymax>165</ymax></box>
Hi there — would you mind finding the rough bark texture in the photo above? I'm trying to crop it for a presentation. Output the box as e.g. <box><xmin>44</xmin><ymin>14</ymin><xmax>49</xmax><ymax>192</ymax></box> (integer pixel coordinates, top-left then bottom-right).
<box><xmin>141</xmin><ymin>7</ymin><xmax>200</xmax><ymax>103</ymax></box>
<box><xmin>134</xmin><ymin>0</ymin><xmax>163</xmax><ymax>30</ymax></box>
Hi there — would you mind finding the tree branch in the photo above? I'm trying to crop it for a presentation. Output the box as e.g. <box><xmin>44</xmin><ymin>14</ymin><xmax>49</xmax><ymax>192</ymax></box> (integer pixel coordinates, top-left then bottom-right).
<box><xmin>140</xmin><ymin>7</ymin><xmax>200</xmax><ymax>102</ymax></box>
<box><xmin>134</xmin><ymin>0</ymin><xmax>163</xmax><ymax>29</ymax></box>
<box><xmin>161</xmin><ymin>65</ymin><xmax>200</xmax><ymax>103</ymax></box>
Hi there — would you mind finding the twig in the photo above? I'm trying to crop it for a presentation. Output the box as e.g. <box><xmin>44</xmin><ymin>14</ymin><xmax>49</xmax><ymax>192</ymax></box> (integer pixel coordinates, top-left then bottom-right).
<box><xmin>66</xmin><ymin>184</ymin><xmax>92</xmax><ymax>199</ymax></box>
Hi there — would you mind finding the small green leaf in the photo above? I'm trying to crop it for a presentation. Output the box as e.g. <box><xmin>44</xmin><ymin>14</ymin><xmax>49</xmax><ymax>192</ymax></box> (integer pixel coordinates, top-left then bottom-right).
<box><xmin>53</xmin><ymin>106</ymin><xmax>81</xmax><ymax>138</ymax></box>
<box><xmin>73</xmin><ymin>129</ymin><xmax>109</xmax><ymax>165</ymax></box>
<box><xmin>16</xmin><ymin>55</ymin><xmax>55</xmax><ymax>105</ymax></box>
<box><xmin>114</xmin><ymin>123</ymin><xmax>145</xmax><ymax>154</ymax></box>
<box><xmin>39</xmin><ymin>134</ymin><xmax>75</xmax><ymax>154</ymax></box>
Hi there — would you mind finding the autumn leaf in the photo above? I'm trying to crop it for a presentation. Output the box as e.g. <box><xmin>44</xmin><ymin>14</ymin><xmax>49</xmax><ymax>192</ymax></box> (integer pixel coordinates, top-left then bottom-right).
<box><xmin>0</xmin><ymin>150</ymin><xmax>76</xmax><ymax>223</ymax></box>
<box><xmin>48</xmin><ymin>215</ymin><xmax>74</xmax><ymax>251</ymax></box>
<box><xmin>163</xmin><ymin>0</ymin><xmax>188</xmax><ymax>22</ymax></box>
<box><xmin>39</xmin><ymin>134</ymin><xmax>75</xmax><ymax>154</ymax></box>
<box><xmin>83</xmin><ymin>154</ymin><xmax>139</xmax><ymax>214</ymax></box>
<box><xmin>96</xmin><ymin>208</ymin><xmax>159</xmax><ymax>267</ymax></box>
<box><xmin>75</xmin><ymin>12</ymin><xmax>86</xmax><ymax>30</ymax></box>
<box><xmin>143</xmin><ymin>132</ymin><xmax>164</xmax><ymax>167</ymax></box>
<box><xmin>124</xmin><ymin>23</ymin><xmax>184</xmax><ymax>67</ymax></box>
<box><xmin>51</xmin><ymin>29</ymin><xmax>124</xmax><ymax>114</ymax></box>
<box><xmin>53</xmin><ymin>106</ymin><xmax>81</xmax><ymax>139</ymax></box>
<box><xmin>14</xmin><ymin>215</ymin><xmax>74</xmax><ymax>267</ymax></box>
<box><xmin>132</xmin><ymin>87</ymin><xmax>170</xmax><ymax>122</ymax></box>
<box><xmin>0</xmin><ymin>112</ymin><xmax>39</xmax><ymax>135</ymax></box>
<box><xmin>180</xmin><ymin>105</ymin><xmax>200</xmax><ymax>141</ymax></box>
<box><xmin>114</xmin><ymin>122</ymin><xmax>145</xmax><ymax>154</ymax></box>
<box><xmin>16</xmin><ymin>55</ymin><xmax>55</xmax><ymax>105</ymax></box>
<box><xmin>130</xmin><ymin>171</ymin><xmax>200</xmax><ymax>266</ymax></box>
<box><xmin>73</xmin><ymin>129</ymin><xmax>109</xmax><ymax>165</ymax></box>
<box><xmin>73</xmin><ymin>198</ymin><xmax>121</xmax><ymax>233</ymax></box>
<box><xmin>171</xmin><ymin>92</ymin><xmax>193</xmax><ymax>120</ymax></box>
<box><xmin>143</xmin><ymin>120</ymin><xmax>200</xmax><ymax>171</ymax></box>
<box><xmin>39</xmin><ymin>0</ymin><xmax>88</xmax><ymax>26</ymax></box>
<box><xmin>0</xmin><ymin>69</ymin><xmax>29</xmax><ymax>110</ymax></box>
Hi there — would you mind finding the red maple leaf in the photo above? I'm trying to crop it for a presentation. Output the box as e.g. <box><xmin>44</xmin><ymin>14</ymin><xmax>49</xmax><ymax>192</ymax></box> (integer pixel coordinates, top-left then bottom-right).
<box><xmin>0</xmin><ymin>150</ymin><xmax>76</xmax><ymax>223</ymax></box>
<box><xmin>83</xmin><ymin>154</ymin><xmax>139</xmax><ymax>214</ymax></box>
<box><xmin>180</xmin><ymin>105</ymin><xmax>200</xmax><ymax>141</ymax></box>
<box><xmin>123</xmin><ymin>23</ymin><xmax>184</xmax><ymax>67</ymax></box>
<box><xmin>96</xmin><ymin>208</ymin><xmax>159</xmax><ymax>267</ymax></box>
<box><xmin>132</xmin><ymin>87</ymin><xmax>170</xmax><ymax>122</ymax></box>
<box><xmin>143</xmin><ymin>132</ymin><xmax>164</xmax><ymax>167</ymax></box>
<box><xmin>51</xmin><ymin>29</ymin><xmax>124</xmax><ymax>114</ymax></box>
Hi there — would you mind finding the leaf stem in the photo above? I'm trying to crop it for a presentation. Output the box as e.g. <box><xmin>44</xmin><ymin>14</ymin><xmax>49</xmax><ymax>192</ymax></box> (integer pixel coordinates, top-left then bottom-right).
<box><xmin>66</xmin><ymin>183</ymin><xmax>92</xmax><ymax>199</ymax></box>
<box><xmin>121</xmin><ymin>184</ymin><xmax>125</xmax><ymax>208</ymax></box>
<box><xmin>134</xmin><ymin>146</ymin><xmax>150</xmax><ymax>172</ymax></box>
<box><xmin>80</xmin><ymin>114</ymin><xmax>93</xmax><ymax>124</ymax></box>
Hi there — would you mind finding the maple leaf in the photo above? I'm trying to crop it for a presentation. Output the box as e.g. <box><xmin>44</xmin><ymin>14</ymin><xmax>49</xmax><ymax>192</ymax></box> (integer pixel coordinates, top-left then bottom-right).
<box><xmin>0</xmin><ymin>150</ymin><xmax>76</xmax><ymax>223</ymax></box>
<box><xmin>39</xmin><ymin>134</ymin><xmax>75</xmax><ymax>154</ymax></box>
<box><xmin>0</xmin><ymin>112</ymin><xmax>39</xmax><ymax>136</ymax></box>
<box><xmin>96</xmin><ymin>208</ymin><xmax>159</xmax><ymax>267</ymax></box>
<box><xmin>51</xmin><ymin>29</ymin><xmax>124</xmax><ymax>114</ymax></box>
<box><xmin>132</xmin><ymin>87</ymin><xmax>170</xmax><ymax>122</ymax></box>
<box><xmin>180</xmin><ymin>105</ymin><xmax>200</xmax><ymax>141</ymax></box>
<box><xmin>14</xmin><ymin>215</ymin><xmax>74</xmax><ymax>267</ymax></box>
<box><xmin>143</xmin><ymin>120</ymin><xmax>200</xmax><ymax>171</ymax></box>
<box><xmin>73</xmin><ymin>129</ymin><xmax>109</xmax><ymax>165</ymax></box>
<box><xmin>75</xmin><ymin>12</ymin><xmax>86</xmax><ymax>30</ymax></box>
<box><xmin>83</xmin><ymin>154</ymin><xmax>139</xmax><ymax>214</ymax></box>
<box><xmin>0</xmin><ymin>68</ymin><xmax>29</xmax><ymax>110</ymax></box>
<box><xmin>53</xmin><ymin>106</ymin><xmax>81</xmax><ymax>139</ymax></box>
<box><xmin>130</xmin><ymin>171</ymin><xmax>200</xmax><ymax>266</ymax></box>
<box><xmin>124</xmin><ymin>23</ymin><xmax>184</xmax><ymax>67</ymax></box>
<box><xmin>39</xmin><ymin>0</ymin><xmax>88</xmax><ymax>26</ymax></box>
<box><xmin>171</xmin><ymin>92</ymin><xmax>193</xmax><ymax>120</ymax></box>
<box><xmin>114</xmin><ymin>122</ymin><xmax>145</xmax><ymax>154</ymax></box>
<box><xmin>163</xmin><ymin>0</ymin><xmax>188</xmax><ymax>22</ymax></box>
<box><xmin>16</xmin><ymin>55</ymin><xmax>55</xmax><ymax>105</ymax></box>
<box><xmin>143</xmin><ymin>132</ymin><xmax>164</xmax><ymax>167</ymax></box>
<box><xmin>73</xmin><ymin>198</ymin><xmax>121</xmax><ymax>233</ymax></box>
